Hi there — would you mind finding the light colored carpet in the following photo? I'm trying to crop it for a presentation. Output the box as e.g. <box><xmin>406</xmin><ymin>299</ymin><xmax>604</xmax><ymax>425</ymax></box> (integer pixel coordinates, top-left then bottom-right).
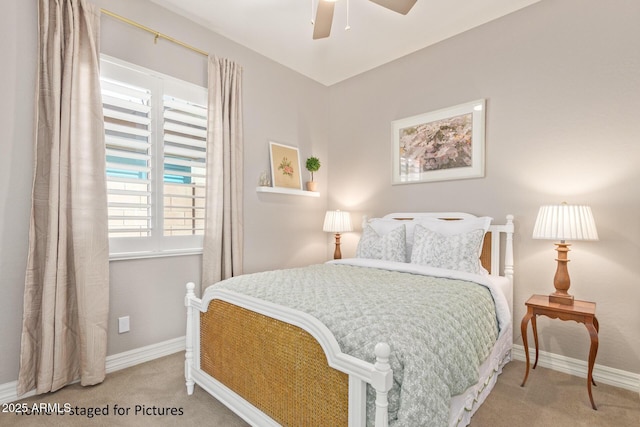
<box><xmin>472</xmin><ymin>360</ymin><xmax>640</xmax><ymax>427</ymax></box>
<box><xmin>2</xmin><ymin>353</ymin><xmax>638</xmax><ymax>426</ymax></box>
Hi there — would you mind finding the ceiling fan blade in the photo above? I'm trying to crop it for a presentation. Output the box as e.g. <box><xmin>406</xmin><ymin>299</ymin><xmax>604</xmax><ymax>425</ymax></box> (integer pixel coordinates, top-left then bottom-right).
<box><xmin>369</xmin><ymin>0</ymin><xmax>417</xmax><ymax>15</ymax></box>
<box><xmin>313</xmin><ymin>1</ymin><xmax>335</xmax><ymax>39</ymax></box>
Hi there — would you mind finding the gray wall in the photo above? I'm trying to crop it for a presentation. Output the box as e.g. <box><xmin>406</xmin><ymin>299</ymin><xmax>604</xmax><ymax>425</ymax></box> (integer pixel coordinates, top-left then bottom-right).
<box><xmin>0</xmin><ymin>0</ymin><xmax>38</xmax><ymax>387</ymax></box>
<box><xmin>328</xmin><ymin>0</ymin><xmax>640</xmax><ymax>374</ymax></box>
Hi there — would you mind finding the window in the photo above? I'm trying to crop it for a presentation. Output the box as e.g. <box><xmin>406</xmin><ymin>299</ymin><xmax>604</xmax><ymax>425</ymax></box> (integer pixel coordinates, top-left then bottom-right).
<box><xmin>101</xmin><ymin>56</ymin><xmax>207</xmax><ymax>257</ymax></box>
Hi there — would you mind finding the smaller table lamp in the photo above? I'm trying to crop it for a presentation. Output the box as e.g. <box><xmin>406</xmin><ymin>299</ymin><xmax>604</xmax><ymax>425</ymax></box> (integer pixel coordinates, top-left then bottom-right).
<box><xmin>323</xmin><ymin>210</ymin><xmax>352</xmax><ymax>259</ymax></box>
<box><xmin>532</xmin><ymin>203</ymin><xmax>598</xmax><ymax>305</ymax></box>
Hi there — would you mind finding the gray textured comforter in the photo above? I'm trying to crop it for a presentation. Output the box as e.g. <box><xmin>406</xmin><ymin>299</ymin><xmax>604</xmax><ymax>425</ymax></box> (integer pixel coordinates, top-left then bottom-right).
<box><xmin>207</xmin><ymin>259</ymin><xmax>509</xmax><ymax>427</ymax></box>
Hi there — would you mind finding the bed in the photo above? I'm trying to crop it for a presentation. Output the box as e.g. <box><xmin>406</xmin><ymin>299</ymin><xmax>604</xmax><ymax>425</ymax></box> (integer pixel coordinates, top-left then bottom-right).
<box><xmin>184</xmin><ymin>212</ymin><xmax>514</xmax><ymax>427</ymax></box>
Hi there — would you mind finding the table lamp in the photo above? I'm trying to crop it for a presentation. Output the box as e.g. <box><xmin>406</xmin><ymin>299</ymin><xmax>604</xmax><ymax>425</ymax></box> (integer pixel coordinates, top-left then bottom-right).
<box><xmin>532</xmin><ymin>203</ymin><xmax>598</xmax><ymax>305</ymax></box>
<box><xmin>323</xmin><ymin>210</ymin><xmax>352</xmax><ymax>259</ymax></box>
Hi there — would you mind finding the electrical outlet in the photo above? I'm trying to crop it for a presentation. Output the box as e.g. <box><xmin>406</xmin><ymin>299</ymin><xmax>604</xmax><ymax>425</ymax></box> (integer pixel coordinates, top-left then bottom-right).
<box><xmin>118</xmin><ymin>316</ymin><xmax>130</xmax><ymax>334</ymax></box>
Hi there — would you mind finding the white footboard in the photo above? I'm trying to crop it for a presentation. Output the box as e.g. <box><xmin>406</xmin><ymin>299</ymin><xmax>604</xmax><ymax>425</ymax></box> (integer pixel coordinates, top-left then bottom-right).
<box><xmin>184</xmin><ymin>283</ymin><xmax>393</xmax><ymax>427</ymax></box>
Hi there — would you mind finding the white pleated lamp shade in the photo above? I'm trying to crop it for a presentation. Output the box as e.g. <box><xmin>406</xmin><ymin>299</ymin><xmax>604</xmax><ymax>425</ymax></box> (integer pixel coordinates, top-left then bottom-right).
<box><xmin>323</xmin><ymin>210</ymin><xmax>353</xmax><ymax>233</ymax></box>
<box><xmin>532</xmin><ymin>204</ymin><xmax>598</xmax><ymax>242</ymax></box>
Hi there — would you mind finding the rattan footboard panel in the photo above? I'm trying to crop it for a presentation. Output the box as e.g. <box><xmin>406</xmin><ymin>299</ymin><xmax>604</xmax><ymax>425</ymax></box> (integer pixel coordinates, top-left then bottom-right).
<box><xmin>200</xmin><ymin>300</ymin><xmax>349</xmax><ymax>426</ymax></box>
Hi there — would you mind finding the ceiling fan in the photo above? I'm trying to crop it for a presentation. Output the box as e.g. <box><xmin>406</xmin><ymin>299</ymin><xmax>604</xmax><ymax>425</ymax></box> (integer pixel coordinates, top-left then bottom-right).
<box><xmin>313</xmin><ymin>0</ymin><xmax>417</xmax><ymax>39</ymax></box>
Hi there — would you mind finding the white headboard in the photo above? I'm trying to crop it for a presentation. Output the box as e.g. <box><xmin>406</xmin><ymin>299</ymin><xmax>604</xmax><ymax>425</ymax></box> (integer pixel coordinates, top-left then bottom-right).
<box><xmin>362</xmin><ymin>212</ymin><xmax>514</xmax><ymax>284</ymax></box>
<box><xmin>362</xmin><ymin>212</ymin><xmax>515</xmax><ymax>310</ymax></box>
<box><xmin>379</xmin><ymin>212</ymin><xmax>514</xmax><ymax>274</ymax></box>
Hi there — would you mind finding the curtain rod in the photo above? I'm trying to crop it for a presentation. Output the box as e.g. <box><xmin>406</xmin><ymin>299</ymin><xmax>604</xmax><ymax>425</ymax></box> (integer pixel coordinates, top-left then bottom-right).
<box><xmin>100</xmin><ymin>8</ymin><xmax>208</xmax><ymax>57</ymax></box>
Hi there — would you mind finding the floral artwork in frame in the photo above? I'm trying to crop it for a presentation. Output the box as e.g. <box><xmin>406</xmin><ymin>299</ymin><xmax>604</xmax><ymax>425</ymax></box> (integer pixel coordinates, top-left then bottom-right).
<box><xmin>391</xmin><ymin>99</ymin><xmax>486</xmax><ymax>184</ymax></box>
<box><xmin>269</xmin><ymin>141</ymin><xmax>303</xmax><ymax>190</ymax></box>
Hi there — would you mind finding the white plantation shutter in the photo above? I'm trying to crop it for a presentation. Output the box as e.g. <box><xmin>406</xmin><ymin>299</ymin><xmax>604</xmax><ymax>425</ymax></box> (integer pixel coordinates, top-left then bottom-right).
<box><xmin>162</xmin><ymin>96</ymin><xmax>207</xmax><ymax>236</ymax></box>
<box><xmin>102</xmin><ymin>78</ymin><xmax>153</xmax><ymax>238</ymax></box>
<box><xmin>101</xmin><ymin>56</ymin><xmax>207</xmax><ymax>256</ymax></box>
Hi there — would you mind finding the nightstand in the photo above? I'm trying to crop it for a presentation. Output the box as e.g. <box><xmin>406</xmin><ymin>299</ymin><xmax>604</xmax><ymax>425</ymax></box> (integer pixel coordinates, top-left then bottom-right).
<box><xmin>520</xmin><ymin>294</ymin><xmax>599</xmax><ymax>410</ymax></box>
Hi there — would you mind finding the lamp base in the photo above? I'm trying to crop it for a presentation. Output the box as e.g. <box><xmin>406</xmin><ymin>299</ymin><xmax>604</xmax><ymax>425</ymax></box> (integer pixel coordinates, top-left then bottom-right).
<box><xmin>333</xmin><ymin>233</ymin><xmax>342</xmax><ymax>259</ymax></box>
<box><xmin>550</xmin><ymin>242</ymin><xmax>573</xmax><ymax>305</ymax></box>
<box><xmin>549</xmin><ymin>292</ymin><xmax>574</xmax><ymax>305</ymax></box>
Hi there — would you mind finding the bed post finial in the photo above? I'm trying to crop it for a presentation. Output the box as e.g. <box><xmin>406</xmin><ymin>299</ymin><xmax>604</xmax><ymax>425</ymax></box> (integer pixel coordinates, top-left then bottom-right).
<box><xmin>185</xmin><ymin>282</ymin><xmax>195</xmax><ymax>302</ymax></box>
<box><xmin>372</xmin><ymin>342</ymin><xmax>392</xmax><ymax>427</ymax></box>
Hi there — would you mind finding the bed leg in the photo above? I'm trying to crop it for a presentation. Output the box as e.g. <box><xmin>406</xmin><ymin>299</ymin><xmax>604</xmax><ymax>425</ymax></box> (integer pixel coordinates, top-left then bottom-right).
<box><xmin>372</xmin><ymin>342</ymin><xmax>392</xmax><ymax>427</ymax></box>
<box><xmin>185</xmin><ymin>282</ymin><xmax>196</xmax><ymax>395</ymax></box>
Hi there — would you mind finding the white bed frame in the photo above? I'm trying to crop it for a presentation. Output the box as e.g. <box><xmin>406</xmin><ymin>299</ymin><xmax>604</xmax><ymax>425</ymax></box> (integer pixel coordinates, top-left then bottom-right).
<box><xmin>184</xmin><ymin>213</ymin><xmax>514</xmax><ymax>427</ymax></box>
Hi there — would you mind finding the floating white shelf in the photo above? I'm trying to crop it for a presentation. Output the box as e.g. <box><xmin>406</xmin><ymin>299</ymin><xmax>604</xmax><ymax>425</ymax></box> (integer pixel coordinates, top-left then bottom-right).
<box><xmin>256</xmin><ymin>186</ymin><xmax>320</xmax><ymax>197</ymax></box>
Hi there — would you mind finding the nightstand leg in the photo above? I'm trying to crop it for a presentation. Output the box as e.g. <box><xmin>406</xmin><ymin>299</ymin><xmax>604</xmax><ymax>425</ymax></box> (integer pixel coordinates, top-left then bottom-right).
<box><xmin>520</xmin><ymin>310</ymin><xmax>534</xmax><ymax>387</ymax></box>
<box><xmin>531</xmin><ymin>314</ymin><xmax>539</xmax><ymax>369</ymax></box>
<box><xmin>586</xmin><ymin>318</ymin><xmax>599</xmax><ymax>410</ymax></box>
<box><xmin>591</xmin><ymin>316</ymin><xmax>599</xmax><ymax>386</ymax></box>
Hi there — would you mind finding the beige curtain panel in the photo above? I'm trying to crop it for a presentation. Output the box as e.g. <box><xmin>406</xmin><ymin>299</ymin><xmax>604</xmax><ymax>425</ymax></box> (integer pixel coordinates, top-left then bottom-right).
<box><xmin>201</xmin><ymin>56</ymin><xmax>244</xmax><ymax>294</ymax></box>
<box><xmin>18</xmin><ymin>0</ymin><xmax>109</xmax><ymax>395</ymax></box>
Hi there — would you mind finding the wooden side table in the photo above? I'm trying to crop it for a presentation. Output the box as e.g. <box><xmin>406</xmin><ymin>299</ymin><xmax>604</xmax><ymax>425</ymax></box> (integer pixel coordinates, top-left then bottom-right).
<box><xmin>520</xmin><ymin>294</ymin><xmax>599</xmax><ymax>410</ymax></box>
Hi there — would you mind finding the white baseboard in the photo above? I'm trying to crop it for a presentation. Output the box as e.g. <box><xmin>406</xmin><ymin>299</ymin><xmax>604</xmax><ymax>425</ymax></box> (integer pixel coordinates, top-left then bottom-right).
<box><xmin>512</xmin><ymin>344</ymin><xmax>640</xmax><ymax>396</ymax></box>
<box><xmin>0</xmin><ymin>336</ymin><xmax>185</xmax><ymax>405</ymax></box>
<box><xmin>3</xmin><ymin>340</ymin><xmax>636</xmax><ymax>404</ymax></box>
<box><xmin>105</xmin><ymin>336</ymin><xmax>185</xmax><ymax>374</ymax></box>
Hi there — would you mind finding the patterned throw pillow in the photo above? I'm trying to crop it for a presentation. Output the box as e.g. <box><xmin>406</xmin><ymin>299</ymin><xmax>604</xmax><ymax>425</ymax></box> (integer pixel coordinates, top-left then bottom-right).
<box><xmin>406</xmin><ymin>216</ymin><xmax>492</xmax><ymax>259</ymax></box>
<box><xmin>356</xmin><ymin>224</ymin><xmax>406</xmax><ymax>262</ymax></box>
<box><xmin>410</xmin><ymin>224</ymin><xmax>486</xmax><ymax>274</ymax></box>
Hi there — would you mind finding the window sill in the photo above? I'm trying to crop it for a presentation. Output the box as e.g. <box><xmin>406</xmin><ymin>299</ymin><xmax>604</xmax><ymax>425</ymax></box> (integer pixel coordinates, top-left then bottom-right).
<box><xmin>109</xmin><ymin>249</ymin><xmax>202</xmax><ymax>261</ymax></box>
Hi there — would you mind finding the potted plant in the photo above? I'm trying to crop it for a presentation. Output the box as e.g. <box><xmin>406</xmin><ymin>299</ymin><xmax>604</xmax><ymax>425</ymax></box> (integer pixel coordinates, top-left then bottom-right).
<box><xmin>305</xmin><ymin>156</ymin><xmax>321</xmax><ymax>192</ymax></box>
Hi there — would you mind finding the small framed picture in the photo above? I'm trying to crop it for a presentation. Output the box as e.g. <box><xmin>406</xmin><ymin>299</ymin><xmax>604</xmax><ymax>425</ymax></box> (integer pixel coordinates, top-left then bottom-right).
<box><xmin>392</xmin><ymin>99</ymin><xmax>486</xmax><ymax>184</ymax></box>
<box><xmin>269</xmin><ymin>141</ymin><xmax>303</xmax><ymax>190</ymax></box>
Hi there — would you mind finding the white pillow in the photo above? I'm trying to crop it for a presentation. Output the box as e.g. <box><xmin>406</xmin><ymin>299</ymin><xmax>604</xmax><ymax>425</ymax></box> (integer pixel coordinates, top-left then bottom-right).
<box><xmin>356</xmin><ymin>223</ymin><xmax>406</xmax><ymax>263</ymax></box>
<box><xmin>412</xmin><ymin>216</ymin><xmax>492</xmax><ymax>235</ymax></box>
<box><xmin>410</xmin><ymin>225</ymin><xmax>486</xmax><ymax>274</ymax></box>
<box><xmin>406</xmin><ymin>216</ymin><xmax>492</xmax><ymax>258</ymax></box>
<box><xmin>367</xmin><ymin>218</ymin><xmax>407</xmax><ymax>235</ymax></box>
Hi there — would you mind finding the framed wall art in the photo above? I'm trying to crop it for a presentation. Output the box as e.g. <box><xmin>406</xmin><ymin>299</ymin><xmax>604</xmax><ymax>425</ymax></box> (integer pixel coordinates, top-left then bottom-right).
<box><xmin>391</xmin><ymin>99</ymin><xmax>486</xmax><ymax>184</ymax></box>
<box><xmin>269</xmin><ymin>141</ymin><xmax>303</xmax><ymax>190</ymax></box>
